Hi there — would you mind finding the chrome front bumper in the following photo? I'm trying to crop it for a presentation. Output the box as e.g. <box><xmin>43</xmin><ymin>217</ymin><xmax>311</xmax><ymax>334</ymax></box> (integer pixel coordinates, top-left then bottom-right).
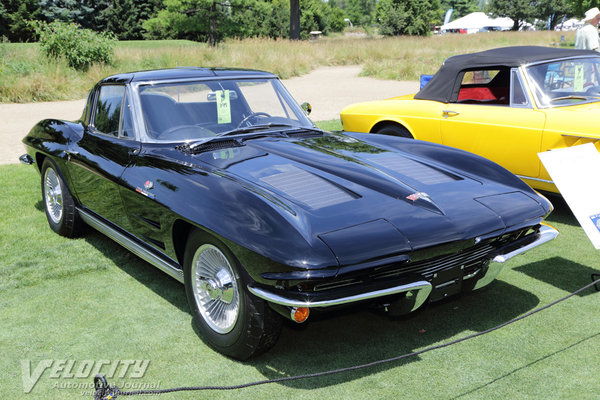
<box><xmin>248</xmin><ymin>281</ymin><xmax>432</xmax><ymax>312</ymax></box>
<box><xmin>473</xmin><ymin>223</ymin><xmax>559</xmax><ymax>290</ymax></box>
<box><xmin>248</xmin><ymin>224</ymin><xmax>559</xmax><ymax>310</ymax></box>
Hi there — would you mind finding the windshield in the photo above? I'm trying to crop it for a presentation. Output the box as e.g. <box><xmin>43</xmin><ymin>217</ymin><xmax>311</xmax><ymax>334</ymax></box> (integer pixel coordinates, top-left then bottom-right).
<box><xmin>526</xmin><ymin>57</ymin><xmax>600</xmax><ymax>107</ymax></box>
<box><xmin>138</xmin><ymin>78</ymin><xmax>314</xmax><ymax>141</ymax></box>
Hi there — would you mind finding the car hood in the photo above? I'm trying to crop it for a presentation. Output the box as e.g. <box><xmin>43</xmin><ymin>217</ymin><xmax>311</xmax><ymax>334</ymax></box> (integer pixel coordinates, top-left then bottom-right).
<box><xmin>193</xmin><ymin>132</ymin><xmax>548</xmax><ymax>266</ymax></box>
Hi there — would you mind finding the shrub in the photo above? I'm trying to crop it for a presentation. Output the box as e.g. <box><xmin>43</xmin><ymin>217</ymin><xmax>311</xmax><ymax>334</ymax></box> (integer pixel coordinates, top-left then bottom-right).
<box><xmin>33</xmin><ymin>21</ymin><xmax>115</xmax><ymax>70</ymax></box>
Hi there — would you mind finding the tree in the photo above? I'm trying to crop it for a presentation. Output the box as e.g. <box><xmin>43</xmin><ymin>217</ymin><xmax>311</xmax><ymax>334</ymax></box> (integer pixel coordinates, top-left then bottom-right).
<box><xmin>300</xmin><ymin>0</ymin><xmax>331</xmax><ymax>38</ymax></box>
<box><xmin>38</xmin><ymin>0</ymin><xmax>109</xmax><ymax>31</ymax></box>
<box><xmin>377</xmin><ymin>0</ymin><xmax>442</xmax><ymax>36</ymax></box>
<box><xmin>346</xmin><ymin>0</ymin><xmax>376</xmax><ymax>26</ymax></box>
<box><xmin>103</xmin><ymin>0</ymin><xmax>161</xmax><ymax>40</ymax></box>
<box><xmin>536</xmin><ymin>0</ymin><xmax>571</xmax><ymax>30</ymax></box>
<box><xmin>144</xmin><ymin>0</ymin><xmax>226</xmax><ymax>45</ymax></box>
<box><xmin>566</xmin><ymin>0</ymin><xmax>600</xmax><ymax>17</ymax></box>
<box><xmin>328</xmin><ymin>5</ymin><xmax>348</xmax><ymax>32</ymax></box>
<box><xmin>486</xmin><ymin>0</ymin><xmax>533</xmax><ymax>30</ymax></box>
<box><xmin>441</xmin><ymin>0</ymin><xmax>480</xmax><ymax>19</ymax></box>
<box><xmin>290</xmin><ymin>0</ymin><xmax>300</xmax><ymax>39</ymax></box>
<box><xmin>0</xmin><ymin>0</ymin><xmax>41</xmax><ymax>41</ymax></box>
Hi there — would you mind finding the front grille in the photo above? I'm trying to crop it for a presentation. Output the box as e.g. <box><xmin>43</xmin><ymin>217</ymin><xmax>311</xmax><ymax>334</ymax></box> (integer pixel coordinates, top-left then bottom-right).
<box><xmin>371</xmin><ymin>243</ymin><xmax>495</xmax><ymax>280</ymax></box>
<box><xmin>311</xmin><ymin>226</ymin><xmax>533</xmax><ymax>292</ymax></box>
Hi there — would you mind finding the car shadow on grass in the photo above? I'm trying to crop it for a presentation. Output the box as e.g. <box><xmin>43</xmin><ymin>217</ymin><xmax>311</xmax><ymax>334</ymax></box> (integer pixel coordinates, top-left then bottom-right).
<box><xmin>544</xmin><ymin>194</ymin><xmax>578</xmax><ymax>227</ymax></box>
<box><xmin>80</xmin><ymin>226</ymin><xmax>189</xmax><ymax>313</ymax></box>
<box><xmin>247</xmin><ymin>280</ymin><xmax>540</xmax><ymax>389</ymax></box>
<box><xmin>514</xmin><ymin>256</ymin><xmax>600</xmax><ymax>297</ymax></box>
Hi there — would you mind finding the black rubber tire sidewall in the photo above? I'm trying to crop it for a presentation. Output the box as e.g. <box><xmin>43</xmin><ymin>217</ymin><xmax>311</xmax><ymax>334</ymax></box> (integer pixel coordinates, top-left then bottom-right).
<box><xmin>40</xmin><ymin>158</ymin><xmax>82</xmax><ymax>237</ymax></box>
<box><xmin>375</xmin><ymin>124</ymin><xmax>413</xmax><ymax>138</ymax></box>
<box><xmin>183</xmin><ymin>229</ymin><xmax>277</xmax><ymax>360</ymax></box>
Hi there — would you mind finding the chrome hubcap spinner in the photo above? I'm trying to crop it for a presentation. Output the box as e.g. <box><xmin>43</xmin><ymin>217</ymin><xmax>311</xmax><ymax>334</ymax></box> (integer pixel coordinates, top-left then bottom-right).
<box><xmin>44</xmin><ymin>168</ymin><xmax>63</xmax><ymax>224</ymax></box>
<box><xmin>191</xmin><ymin>244</ymin><xmax>239</xmax><ymax>334</ymax></box>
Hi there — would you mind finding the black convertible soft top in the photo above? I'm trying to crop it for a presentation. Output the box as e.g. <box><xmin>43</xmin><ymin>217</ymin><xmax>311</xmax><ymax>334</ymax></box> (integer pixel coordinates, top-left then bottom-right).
<box><xmin>415</xmin><ymin>46</ymin><xmax>600</xmax><ymax>103</ymax></box>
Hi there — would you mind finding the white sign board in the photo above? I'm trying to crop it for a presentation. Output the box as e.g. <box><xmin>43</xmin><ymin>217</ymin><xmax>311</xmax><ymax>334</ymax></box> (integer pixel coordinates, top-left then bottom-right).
<box><xmin>538</xmin><ymin>143</ymin><xmax>600</xmax><ymax>249</ymax></box>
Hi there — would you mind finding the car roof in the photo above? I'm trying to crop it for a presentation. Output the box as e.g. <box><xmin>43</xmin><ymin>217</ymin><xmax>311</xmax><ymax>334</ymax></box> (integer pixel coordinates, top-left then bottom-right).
<box><xmin>98</xmin><ymin>67</ymin><xmax>278</xmax><ymax>84</ymax></box>
<box><xmin>415</xmin><ymin>46</ymin><xmax>600</xmax><ymax>103</ymax></box>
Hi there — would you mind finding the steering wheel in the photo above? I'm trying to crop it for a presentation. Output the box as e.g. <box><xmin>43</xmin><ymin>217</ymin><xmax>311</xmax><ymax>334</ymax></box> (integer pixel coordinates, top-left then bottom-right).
<box><xmin>237</xmin><ymin>112</ymin><xmax>272</xmax><ymax>128</ymax></box>
<box><xmin>156</xmin><ymin>125</ymin><xmax>215</xmax><ymax>140</ymax></box>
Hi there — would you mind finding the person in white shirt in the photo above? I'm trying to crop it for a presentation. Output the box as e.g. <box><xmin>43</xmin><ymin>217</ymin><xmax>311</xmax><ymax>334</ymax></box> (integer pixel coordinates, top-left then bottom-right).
<box><xmin>575</xmin><ymin>7</ymin><xmax>600</xmax><ymax>51</ymax></box>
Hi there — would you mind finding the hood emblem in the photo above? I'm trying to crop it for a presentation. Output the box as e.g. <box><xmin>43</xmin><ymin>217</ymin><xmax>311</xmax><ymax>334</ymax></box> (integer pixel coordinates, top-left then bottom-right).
<box><xmin>406</xmin><ymin>192</ymin><xmax>429</xmax><ymax>201</ymax></box>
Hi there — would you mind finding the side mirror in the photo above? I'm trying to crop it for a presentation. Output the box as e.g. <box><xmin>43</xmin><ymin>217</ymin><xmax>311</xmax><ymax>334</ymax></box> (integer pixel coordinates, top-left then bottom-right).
<box><xmin>301</xmin><ymin>102</ymin><xmax>312</xmax><ymax>115</ymax></box>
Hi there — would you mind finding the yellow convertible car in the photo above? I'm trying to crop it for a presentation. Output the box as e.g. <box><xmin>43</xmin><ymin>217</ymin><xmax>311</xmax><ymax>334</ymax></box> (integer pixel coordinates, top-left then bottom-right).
<box><xmin>341</xmin><ymin>46</ymin><xmax>600</xmax><ymax>193</ymax></box>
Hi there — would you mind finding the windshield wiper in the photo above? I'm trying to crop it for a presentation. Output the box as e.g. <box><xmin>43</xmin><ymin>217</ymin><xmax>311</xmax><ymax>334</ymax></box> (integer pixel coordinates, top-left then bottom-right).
<box><xmin>550</xmin><ymin>95</ymin><xmax>597</xmax><ymax>103</ymax></box>
<box><xmin>218</xmin><ymin>123</ymin><xmax>296</xmax><ymax>137</ymax></box>
<box><xmin>185</xmin><ymin>124</ymin><xmax>324</xmax><ymax>153</ymax></box>
<box><xmin>186</xmin><ymin>124</ymin><xmax>292</xmax><ymax>152</ymax></box>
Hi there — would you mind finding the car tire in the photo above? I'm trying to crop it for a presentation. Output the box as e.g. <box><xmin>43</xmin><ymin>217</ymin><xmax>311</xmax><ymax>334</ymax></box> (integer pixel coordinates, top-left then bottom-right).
<box><xmin>374</xmin><ymin>124</ymin><xmax>413</xmax><ymax>138</ymax></box>
<box><xmin>183</xmin><ymin>229</ymin><xmax>282</xmax><ymax>360</ymax></box>
<box><xmin>41</xmin><ymin>158</ymin><xmax>84</xmax><ymax>237</ymax></box>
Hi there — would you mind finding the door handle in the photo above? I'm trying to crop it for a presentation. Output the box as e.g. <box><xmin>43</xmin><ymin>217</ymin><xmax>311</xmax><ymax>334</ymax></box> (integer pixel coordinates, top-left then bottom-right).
<box><xmin>442</xmin><ymin>110</ymin><xmax>460</xmax><ymax>118</ymax></box>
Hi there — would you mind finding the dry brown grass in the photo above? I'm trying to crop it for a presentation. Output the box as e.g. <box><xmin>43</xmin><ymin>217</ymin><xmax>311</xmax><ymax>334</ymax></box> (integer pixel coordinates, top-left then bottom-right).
<box><xmin>0</xmin><ymin>30</ymin><xmax>574</xmax><ymax>103</ymax></box>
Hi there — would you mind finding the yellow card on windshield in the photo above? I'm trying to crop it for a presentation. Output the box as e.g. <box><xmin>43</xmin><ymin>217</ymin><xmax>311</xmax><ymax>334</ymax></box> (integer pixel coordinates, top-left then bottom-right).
<box><xmin>574</xmin><ymin>64</ymin><xmax>584</xmax><ymax>92</ymax></box>
<box><xmin>216</xmin><ymin>90</ymin><xmax>231</xmax><ymax>124</ymax></box>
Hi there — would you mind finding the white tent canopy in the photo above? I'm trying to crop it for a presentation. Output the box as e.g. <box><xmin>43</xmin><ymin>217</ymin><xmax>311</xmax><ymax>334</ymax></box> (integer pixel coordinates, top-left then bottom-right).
<box><xmin>441</xmin><ymin>12</ymin><xmax>513</xmax><ymax>33</ymax></box>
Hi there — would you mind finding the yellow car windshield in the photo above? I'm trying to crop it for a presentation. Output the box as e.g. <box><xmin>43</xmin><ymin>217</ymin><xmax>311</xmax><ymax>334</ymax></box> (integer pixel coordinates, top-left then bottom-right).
<box><xmin>526</xmin><ymin>57</ymin><xmax>600</xmax><ymax>107</ymax></box>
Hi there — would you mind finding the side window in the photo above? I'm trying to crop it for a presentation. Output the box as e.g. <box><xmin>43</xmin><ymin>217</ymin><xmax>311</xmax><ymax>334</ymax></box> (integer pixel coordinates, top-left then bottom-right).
<box><xmin>94</xmin><ymin>85</ymin><xmax>124</xmax><ymax>137</ymax></box>
<box><xmin>456</xmin><ymin>68</ymin><xmax>510</xmax><ymax>105</ymax></box>
<box><xmin>510</xmin><ymin>69</ymin><xmax>530</xmax><ymax>107</ymax></box>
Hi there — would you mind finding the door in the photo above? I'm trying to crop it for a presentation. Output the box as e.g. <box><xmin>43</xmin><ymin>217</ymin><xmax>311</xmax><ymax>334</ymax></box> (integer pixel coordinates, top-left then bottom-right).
<box><xmin>69</xmin><ymin>84</ymin><xmax>140</xmax><ymax>229</ymax></box>
<box><xmin>440</xmin><ymin>68</ymin><xmax>546</xmax><ymax>179</ymax></box>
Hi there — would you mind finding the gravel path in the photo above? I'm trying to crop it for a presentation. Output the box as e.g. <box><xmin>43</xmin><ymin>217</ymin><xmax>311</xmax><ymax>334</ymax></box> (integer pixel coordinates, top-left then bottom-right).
<box><xmin>0</xmin><ymin>65</ymin><xmax>418</xmax><ymax>165</ymax></box>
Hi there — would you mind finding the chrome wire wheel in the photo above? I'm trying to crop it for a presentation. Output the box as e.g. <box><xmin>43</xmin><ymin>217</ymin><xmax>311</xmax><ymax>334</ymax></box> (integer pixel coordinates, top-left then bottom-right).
<box><xmin>44</xmin><ymin>167</ymin><xmax>63</xmax><ymax>224</ymax></box>
<box><xmin>191</xmin><ymin>244</ymin><xmax>240</xmax><ymax>334</ymax></box>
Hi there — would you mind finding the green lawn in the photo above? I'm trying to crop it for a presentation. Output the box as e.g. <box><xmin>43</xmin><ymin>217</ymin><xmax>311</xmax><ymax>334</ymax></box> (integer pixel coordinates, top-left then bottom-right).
<box><xmin>1</xmin><ymin>153</ymin><xmax>599</xmax><ymax>398</ymax></box>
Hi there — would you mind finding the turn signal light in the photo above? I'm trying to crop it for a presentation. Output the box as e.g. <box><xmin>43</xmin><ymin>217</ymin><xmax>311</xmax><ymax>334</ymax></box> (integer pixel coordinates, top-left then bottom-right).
<box><xmin>290</xmin><ymin>307</ymin><xmax>310</xmax><ymax>323</ymax></box>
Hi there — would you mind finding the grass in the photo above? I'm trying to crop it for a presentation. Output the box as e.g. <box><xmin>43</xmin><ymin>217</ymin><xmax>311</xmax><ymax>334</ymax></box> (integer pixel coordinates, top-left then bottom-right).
<box><xmin>1</xmin><ymin>31</ymin><xmax>574</xmax><ymax>103</ymax></box>
<box><xmin>1</xmin><ymin>150</ymin><xmax>599</xmax><ymax>398</ymax></box>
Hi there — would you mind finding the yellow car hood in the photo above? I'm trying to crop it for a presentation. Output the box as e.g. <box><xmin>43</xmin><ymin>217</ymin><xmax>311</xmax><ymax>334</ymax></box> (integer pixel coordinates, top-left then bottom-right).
<box><xmin>545</xmin><ymin>102</ymin><xmax>600</xmax><ymax>139</ymax></box>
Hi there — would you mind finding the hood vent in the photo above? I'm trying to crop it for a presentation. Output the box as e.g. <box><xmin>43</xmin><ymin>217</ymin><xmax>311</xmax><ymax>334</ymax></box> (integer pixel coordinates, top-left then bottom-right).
<box><xmin>260</xmin><ymin>166</ymin><xmax>356</xmax><ymax>209</ymax></box>
<box><xmin>371</xmin><ymin>155</ymin><xmax>459</xmax><ymax>185</ymax></box>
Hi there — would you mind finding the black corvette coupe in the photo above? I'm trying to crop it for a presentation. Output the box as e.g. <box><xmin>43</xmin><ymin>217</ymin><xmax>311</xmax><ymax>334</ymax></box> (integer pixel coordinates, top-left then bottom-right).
<box><xmin>21</xmin><ymin>68</ymin><xmax>558</xmax><ymax>359</ymax></box>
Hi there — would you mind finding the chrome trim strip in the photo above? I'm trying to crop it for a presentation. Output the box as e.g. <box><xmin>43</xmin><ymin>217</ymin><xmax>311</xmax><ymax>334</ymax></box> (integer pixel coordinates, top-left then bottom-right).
<box><xmin>560</xmin><ymin>133</ymin><xmax>599</xmax><ymax>140</ymax></box>
<box><xmin>517</xmin><ymin>175</ymin><xmax>554</xmax><ymax>184</ymax></box>
<box><xmin>77</xmin><ymin>208</ymin><xmax>184</xmax><ymax>283</ymax></box>
<box><xmin>463</xmin><ymin>268</ymin><xmax>481</xmax><ymax>280</ymax></box>
<box><xmin>247</xmin><ymin>280</ymin><xmax>432</xmax><ymax>310</ymax></box>
<box><xmin>492</xmin><ymin>224</ymin><xmax>559</xmax><ymax>263</ymax></box>
<box><xmin>523</xmin><ymin>55</ymin><xmax>600</xmax><ymax>69</ymax></box>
